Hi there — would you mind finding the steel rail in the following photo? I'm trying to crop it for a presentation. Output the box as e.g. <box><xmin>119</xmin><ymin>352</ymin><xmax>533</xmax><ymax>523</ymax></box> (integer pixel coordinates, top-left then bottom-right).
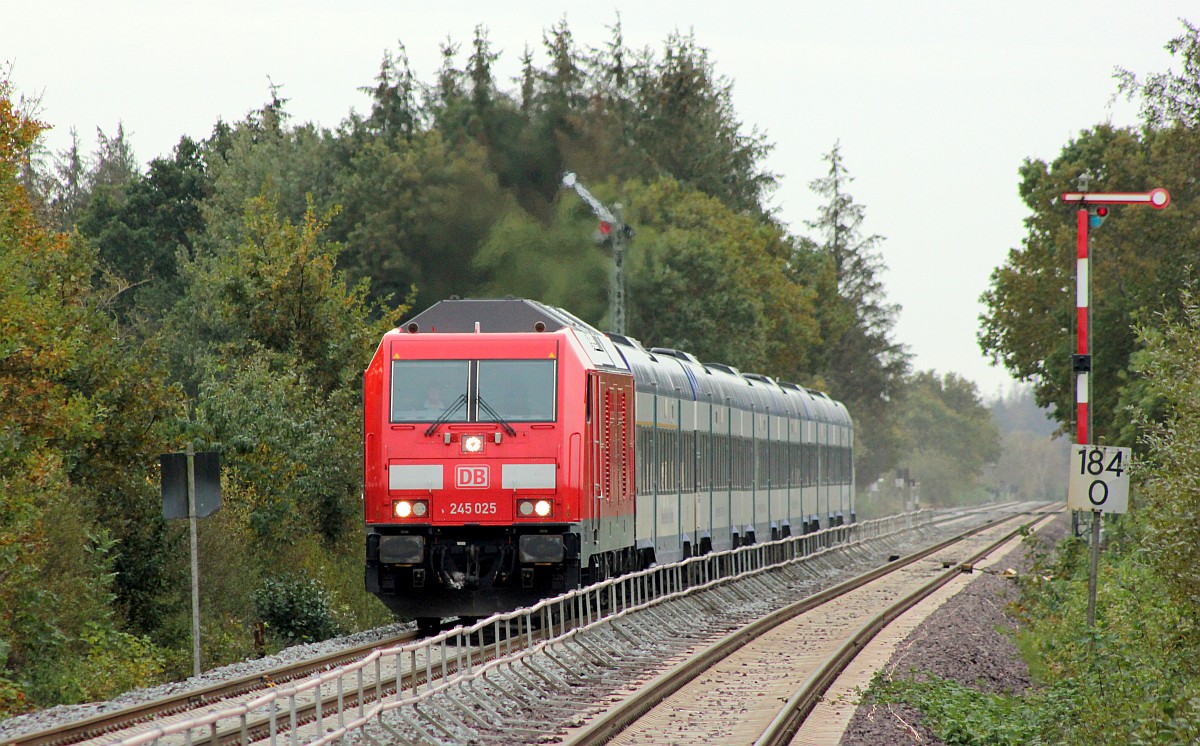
<box><xmin>181</xmin><ymin>615</ymin><xmax>561</xmax><ymax>746</ymax></box>
<box><xmin>13</xmin><ymin>509</ymin><xmax>931</xmax><ymax>746</ymax></box>
<box><xmin>563</xmin><ymin>504</ymin><xmax>1058</xmax><ymax>746</ymax></box>
<box><xmin>5</xmin><ymin>631</ymin><xmax>420</xmax><ymax>746</ymax></box>
<box><xmin>754</xmin><ymin>506</ymin><xmax>1060</xmax><ymax>746</ymax></box>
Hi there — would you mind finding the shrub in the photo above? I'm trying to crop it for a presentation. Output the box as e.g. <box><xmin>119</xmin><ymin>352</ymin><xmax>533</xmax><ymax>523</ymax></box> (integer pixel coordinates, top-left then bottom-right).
<box><xmin>253</xmin><ymin>576</ymin><xmax>344</xmax><ymax>646</ymax></box>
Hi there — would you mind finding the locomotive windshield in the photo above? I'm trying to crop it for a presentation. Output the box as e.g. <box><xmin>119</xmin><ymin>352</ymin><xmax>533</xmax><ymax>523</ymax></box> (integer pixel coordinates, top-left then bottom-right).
<box><xmin>390</xmin><ymin>359</ymin><xmax>556</xmax><ymax>423</ymax></box>
<box><xmin>478</xmin><ymin>360</ymin><xmax>556</xmax><ymax>422</ymax></box>
<box><xmin>390</xmin><ymin>360</ymin><xmax>471</xmax><ymax>422</ymax></box>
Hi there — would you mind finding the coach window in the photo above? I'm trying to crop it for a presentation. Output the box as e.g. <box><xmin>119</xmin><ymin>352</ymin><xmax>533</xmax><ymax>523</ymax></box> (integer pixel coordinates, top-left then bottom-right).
<box><xmin>478</xmin><ymin>360</ymin><xmax>556</xmax><ymax>421</ymax></box>
<box><xmin>391</xmin><ymin>360</ymin><xmax>470</xmax><ymax>422</ymax></box>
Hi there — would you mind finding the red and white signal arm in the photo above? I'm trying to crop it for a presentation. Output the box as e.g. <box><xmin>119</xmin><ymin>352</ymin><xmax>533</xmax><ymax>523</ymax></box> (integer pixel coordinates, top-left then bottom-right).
<box><xmin>1067</xmin><ymin>445</ymin><xmax>1131</xmax><ymax>514</ymax></box>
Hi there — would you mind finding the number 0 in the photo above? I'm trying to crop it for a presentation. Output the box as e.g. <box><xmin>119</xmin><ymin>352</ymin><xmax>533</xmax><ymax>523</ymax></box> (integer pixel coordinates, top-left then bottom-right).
<box><xmin>1088</xmin><ymin>479</ymin><xmax>1109</xmax><ymax>506</ymax></box>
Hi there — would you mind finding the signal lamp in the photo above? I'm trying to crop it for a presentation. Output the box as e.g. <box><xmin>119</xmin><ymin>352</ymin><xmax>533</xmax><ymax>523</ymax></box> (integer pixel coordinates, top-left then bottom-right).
<box><xmin>395</xmin><ymin>500</ymin><xmax>413</xmax><ymax>518</ymax></box>
<box><xmin>1089</xmin><ymin>205</ymin><xmax>1109</xmax><ymax>228</ymax></box>
<box><xmin>534</xmin><ymin>499</ymin><xmax>552</xmax><ymax>517</ymax></box>
<box><xmin>518</xmin><ymin>500</ymin><xmax>535</xmax><ymax>516</ymax></box>
<box><xmin>462</xmin><ymin>435</ymin><xmax>485</xmax><ymax>454</ymax></box>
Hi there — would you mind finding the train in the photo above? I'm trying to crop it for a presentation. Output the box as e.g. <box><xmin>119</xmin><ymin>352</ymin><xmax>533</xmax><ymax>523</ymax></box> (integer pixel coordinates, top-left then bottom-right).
<box><xmin>363</xmin><ymin>298</ymin><xmax>854</xmax><ymax>630</ymax></box>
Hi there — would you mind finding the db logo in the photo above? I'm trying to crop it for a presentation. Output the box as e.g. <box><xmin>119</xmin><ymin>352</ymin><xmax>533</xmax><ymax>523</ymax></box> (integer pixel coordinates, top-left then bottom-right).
<box><xmin>456</xmin><ymin>465</ymin><xmax>490</xmax><ymax>489</ymax></box>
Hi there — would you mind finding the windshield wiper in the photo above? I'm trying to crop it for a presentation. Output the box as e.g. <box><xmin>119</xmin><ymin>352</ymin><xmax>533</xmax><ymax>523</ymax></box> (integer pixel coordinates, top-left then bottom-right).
<box><xmin>424</xmin><ymin>393</ymin><xmax>468</xmax><ymax>436</ymax></box>
<box><xmin>477</xmin><ymin>396</ymin><xmax>517</xmax><ymax>436</ymax></box>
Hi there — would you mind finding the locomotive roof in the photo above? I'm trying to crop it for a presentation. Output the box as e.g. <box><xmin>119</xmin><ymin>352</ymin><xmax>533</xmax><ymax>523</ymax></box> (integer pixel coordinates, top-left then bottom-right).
<box><xmin>400</xmin><ymin>297</ymin><xmax>627</xmax><ymax>371</ymax></box>
<box><xmin>401</xmin><ymin>298</ymin><xmax>850</xmax><ymax>427</ymax></box>
<box><xmin>402</xmin><ymin>297</ymin><xmax>578</xmax><ymax>333</ymax></box>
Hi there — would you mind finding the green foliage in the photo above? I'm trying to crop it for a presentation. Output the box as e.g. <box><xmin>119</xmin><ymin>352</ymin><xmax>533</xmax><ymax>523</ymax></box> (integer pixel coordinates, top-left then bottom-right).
<box><xmin>0</xmin><ymin>79</ymin><xmax>176</xmax><ymax>714</ymax></box>
<box><xmin>801</xmin><ymin>145</ymin><xmax>909</xmax><ymax>485</ymax></box>
<box><xmin>333</xmin><ymin>130</ymin><xmax>510</xmax><ymax>310</ymax></box>
<box><xmin>1118</xmin><ymin>19</ymin><xmax>1200</xmax><ymax>130</ymax></box>
<box><xmin>625</xmin><ymin>178</ymin><xmax>819</xmax><ymax>376</ymax></box>
<box><xmin>1005</xmin><ymin>526</ymin><xmax>1200</xmax><ymax>745</ymax></box>
<box><xmin>473</xmin><ymin>204</ymin><xmax>609</xmax><ymax>321</ymax></box>
<box><xmin>627</xmin><ymin>32</ymin><xmax>775</xmax><ymax>214</ymax></box>
<box><xmin>1131</xmin><ymin>299</ymin><xmax>1200</xmax><ymax>607</ymax></box>
<box><xmin>980</xmin><ymin>21</ymin><xmax>1200</xmax><ymax>445</ymax></box>
<box><xmin>869</xmin><ymin>673</ymin><xmax>1071</xmax><ymax>746</ymax></box>
<box><xmin>172</xmin><ymin>192</ymin><xmax>398</xmax><ymax>395</ymax></box>
<box><xmin>76</xmin><ymin>135</ymin><xmax>210</xmax><ymax>321</ymax></box>
<box><xmin>254</xmin><ymin>577</ymin><xmax>345</xmax><ymax>646</ymax></box>
<box><xmin>893</xmin><ymin>371</ymin><xmax>1000</xmax><ymax>505</ymax></box>
<box><xmin>193</xmin><ymin>354</ymin><xmax>359</xmax><ymax>547</ymax></box>
<box><xmin>199</xmin><ymin>96</ymin><xmax>339</xmax><ymax>245</ymax></box>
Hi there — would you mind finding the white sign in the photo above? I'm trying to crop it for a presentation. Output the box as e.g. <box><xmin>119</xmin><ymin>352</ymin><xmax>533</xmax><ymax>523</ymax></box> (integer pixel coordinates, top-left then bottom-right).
<box><xmin>1067</xmin><ymin>445</ymin><xmax>1131</xmax><ymax>513</ymax></box>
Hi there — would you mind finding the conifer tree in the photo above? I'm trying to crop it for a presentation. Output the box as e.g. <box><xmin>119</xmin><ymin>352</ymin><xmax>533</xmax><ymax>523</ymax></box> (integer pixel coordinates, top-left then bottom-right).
<box><xmin>804</xmin><ymin>143</ymin><xmax>909</xmax><ymax>485</ymax></box>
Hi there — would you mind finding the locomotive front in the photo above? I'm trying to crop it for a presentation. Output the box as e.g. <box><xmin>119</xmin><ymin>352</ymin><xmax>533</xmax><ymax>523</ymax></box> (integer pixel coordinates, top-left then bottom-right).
<box><xmin>363</xmin><ymin>300</ymin><xmax>604</xmax><ymax>626</ymax></box>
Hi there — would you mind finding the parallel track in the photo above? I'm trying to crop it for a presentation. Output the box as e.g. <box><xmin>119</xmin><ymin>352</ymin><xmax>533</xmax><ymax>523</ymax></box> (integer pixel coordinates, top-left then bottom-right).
<box><xmin>563</xmin><ymin>504</ymin><xmax>1059</xmax><ymax>746</ymax></box>
<box><xmin>9</xmin><ymin>503</ymin><xmax>1029</xmax><ymax>746</ymax></box>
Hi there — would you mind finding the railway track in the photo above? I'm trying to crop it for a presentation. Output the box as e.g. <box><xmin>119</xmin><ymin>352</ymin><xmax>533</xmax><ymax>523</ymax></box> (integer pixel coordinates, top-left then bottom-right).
<box><xmin>561</xmin><ymin>503</ymin><xmax>1059</xmax><ymax>746</ymax></box>
<box><xmin>5</xmin><ymin>631</ymin><xmax>422</xmax><ymax>746</ymax></box>
<box><xmin>6</xmin><ymin>505</ymin><xmax>1017</xmax><ymax>746</ymax></box>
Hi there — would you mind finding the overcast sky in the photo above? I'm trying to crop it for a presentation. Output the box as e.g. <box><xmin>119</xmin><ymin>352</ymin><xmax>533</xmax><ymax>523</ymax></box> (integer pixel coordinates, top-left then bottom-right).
<box><xmin>4</xmin><ymin>2</ymin><xmax>1195</xmax><ymax>398</ymax></box>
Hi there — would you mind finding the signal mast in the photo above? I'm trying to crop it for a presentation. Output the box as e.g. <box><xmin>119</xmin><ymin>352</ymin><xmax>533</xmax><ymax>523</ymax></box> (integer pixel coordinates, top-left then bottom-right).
<box><xmin>561</xmin><ymin>172</ymin><xmax>632</xmax><ymax>335</ymax></box>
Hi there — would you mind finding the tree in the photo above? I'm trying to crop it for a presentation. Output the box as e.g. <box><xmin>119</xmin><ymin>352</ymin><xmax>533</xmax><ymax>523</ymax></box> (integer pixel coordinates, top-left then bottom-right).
<box><xmin>186</xmin><ymin>93</ymin><xmax>346</xmax><ymax>283</ymax></box>
<box><xmin>172</xmin><ymin>192</ymin><xmax>398</xmax><ymax>398</ymax></box>
<box><xmin>167</xmin><ymin>192</ymin><xmax>402</xmax><ymax>542</ymax></box>
<box><xmin>625</xmin><ymin>178</ymin><xmax>819</xmax><ymax>375</ymax></box>
<box><xmin>979</xmin><ymin>124</ymin><xmax>1199</xmax><ymax>444</ymax></box>
<box><xmin>1117</xmin><ymin>19</ymin><xmax>1200</xmax><ymax>130</ymax></box>
<box><xmin>333</xmin><ymin>129</ymin><xmax>510</xmax><ymax>310</ymax></box>
<box><xmin>0</xmin><ymin>79</ymin><xmax>173</xmax><ymax>713</ymax></box>
<box><xmin>358</xmin><ymin>45</ymin><xmax>422</xmax><ymax>141</ymax></box>
<box><xmin>472</xmin><ymin>203</ymin><xmax>609</xmax><ymax>322</ymax></box>
<box><xmin>802</xmin><ymin>144</ymin><xmax>910</xmax><ymax>486</ymax></box>
<box><xmin>892</xmin><ymin>371</ymin><xmax>1001</xmax><ymax>505</ymax></box>
<box><xmin>1132</xmin><ymin>299</ymin><xmax>1200</xmax><ymax>608</ymax></box>
<box><xmin>76</xmin><ymin>135</ymin><xmax>210</xmax><ymax>322</ymax></box>
<box><xmin>628</xmin><ymin>32</ymin><xmax>775</xmax><ymax>215</ymax></box>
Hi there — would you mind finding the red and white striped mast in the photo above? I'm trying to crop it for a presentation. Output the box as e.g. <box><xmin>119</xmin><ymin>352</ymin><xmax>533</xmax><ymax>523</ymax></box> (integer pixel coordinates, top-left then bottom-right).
<box><xmin>1060</xmin><ymin>184</ymin><xmax>1170</xmax><ymax>447</ymax></box>
<box><xmin>1061</xmin><ymin>182</ymin><xmax>1169</xmax><ymax>627</ymax></box>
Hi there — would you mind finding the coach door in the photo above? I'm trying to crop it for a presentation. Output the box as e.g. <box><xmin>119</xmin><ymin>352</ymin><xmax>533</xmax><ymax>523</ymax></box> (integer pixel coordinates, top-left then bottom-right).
<box><xmin>587</xmin><ymin>373</ymin><xmax>604</xmax><ymax>546</ymax></box>
<box><xmin>588</xmin><ymin>372</ymin><xmax>634</xmax><ymax>553</ymax></box>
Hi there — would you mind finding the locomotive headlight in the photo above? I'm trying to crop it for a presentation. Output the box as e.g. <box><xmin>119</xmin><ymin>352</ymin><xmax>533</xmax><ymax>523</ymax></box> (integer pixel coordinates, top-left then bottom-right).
<box><xmin>462</xmin><ymin>434</ymin><xmax>485</xmax><ymax>454</ymax></box>
<box><xmin>534</xmin><ymin>499</ymin><xmax>552</xmax><ymax>517</ymax></box>
<box><xmin>518</xmin><ymin>500</ymin><xmax>535</xmax><ymax>516</ymax></box>
<box><xmin>394</xmin><ymin>500</ymin><xmax>429</xmax><ymax>519</ymax></box>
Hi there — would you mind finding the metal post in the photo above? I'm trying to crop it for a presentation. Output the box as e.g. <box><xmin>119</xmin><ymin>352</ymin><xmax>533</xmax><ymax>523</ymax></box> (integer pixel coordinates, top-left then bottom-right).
<box><xmin>610</xmin><ymin>205</ymin><xmax>627</xmax><ymax>336</ymax></box>
<box><xmin>1087</xmin><ymin>509</ymin><xmax>1101</xmax><ymax>627</ymax></box>
<box><xmin>1075</xmin><ymin>205</ymin><xmax>1090</xmax><ymax>448</ymax></box>
<box><xmin>561</xmin><ymin>172</ymin><xmax>630</xmax><ymax>335</ymax></box>
<box><xmin>1073</xmin><ymin>204</ymin><xmax>1089</xmax><ymax>539</ymax></box>
<box><xmin>187</xmin><ymin>443</ymin><xmax>202</xmax><ymax>677</ymax></box>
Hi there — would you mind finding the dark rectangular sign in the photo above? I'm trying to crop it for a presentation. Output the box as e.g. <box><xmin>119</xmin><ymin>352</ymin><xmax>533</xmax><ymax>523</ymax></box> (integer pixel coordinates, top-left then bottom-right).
<box><xmin>161</xmin><ymin>452</ymin><xmax>221</xmax><ymax>519</ymax></box>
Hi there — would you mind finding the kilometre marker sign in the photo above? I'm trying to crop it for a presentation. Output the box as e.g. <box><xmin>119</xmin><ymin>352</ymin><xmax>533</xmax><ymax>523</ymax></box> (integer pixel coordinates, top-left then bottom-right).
<box><xmin>1067</xmin><ymin>445</ymin><xmax>1130</xmax><ymax>514</ymax></box>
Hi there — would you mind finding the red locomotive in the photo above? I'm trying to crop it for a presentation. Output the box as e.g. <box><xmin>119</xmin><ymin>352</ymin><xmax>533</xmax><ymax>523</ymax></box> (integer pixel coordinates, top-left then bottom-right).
<box><xmin>363</xmin><ymin>298</ymin><xmax>854</xmax><ymax>630</ymax></box>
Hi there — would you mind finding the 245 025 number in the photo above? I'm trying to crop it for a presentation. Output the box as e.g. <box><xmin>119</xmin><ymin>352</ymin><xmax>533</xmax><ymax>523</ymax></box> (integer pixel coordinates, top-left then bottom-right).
<box><xmin>448</xmin><ymin>502</ymin><xmax>499</xmax><ymax>516</ymax></box>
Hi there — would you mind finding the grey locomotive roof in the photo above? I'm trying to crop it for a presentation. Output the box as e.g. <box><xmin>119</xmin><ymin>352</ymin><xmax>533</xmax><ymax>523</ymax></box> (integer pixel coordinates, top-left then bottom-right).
<box><xmin>402</xmin><ymin>297</ymin><xmax>571</xmax><ymax>333</ymax></box>
<box><xmin>400</xmin><ymin>297</ymin><xmax>627</xmax><ymax>371</ymax></box>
